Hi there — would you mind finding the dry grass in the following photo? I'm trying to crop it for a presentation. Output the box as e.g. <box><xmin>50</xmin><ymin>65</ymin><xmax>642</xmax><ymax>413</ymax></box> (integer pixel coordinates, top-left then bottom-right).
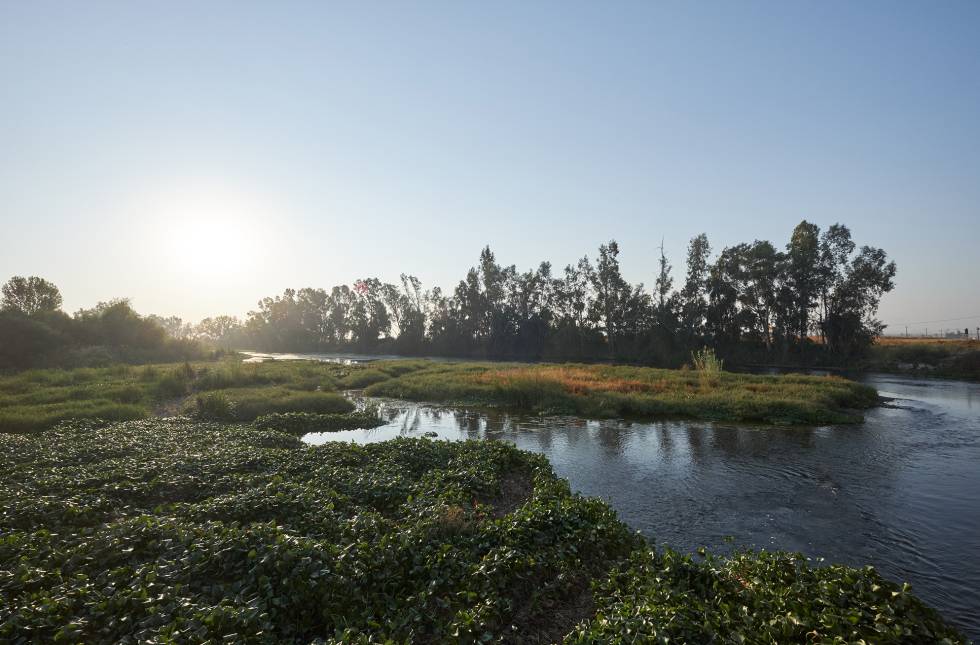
<box><xmin>876</xmin><ymin>336</ymin><xmax>979</xmax><ymax>348</ymax></box>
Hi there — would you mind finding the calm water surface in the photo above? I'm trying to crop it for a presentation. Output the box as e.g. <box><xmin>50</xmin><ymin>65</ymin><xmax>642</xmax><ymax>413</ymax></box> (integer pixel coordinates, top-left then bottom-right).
<box><xmin>295</xmin><ymin>367</ymin><xmax>979</xmax><ymax>639</ymax></box>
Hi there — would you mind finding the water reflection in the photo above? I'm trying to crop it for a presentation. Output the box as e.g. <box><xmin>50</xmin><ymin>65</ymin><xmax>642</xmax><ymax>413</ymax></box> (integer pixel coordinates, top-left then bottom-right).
<box><xmin>304</xmin><ymin>374</ymin><xmax>980</xmax><ymax>638</ymax></box>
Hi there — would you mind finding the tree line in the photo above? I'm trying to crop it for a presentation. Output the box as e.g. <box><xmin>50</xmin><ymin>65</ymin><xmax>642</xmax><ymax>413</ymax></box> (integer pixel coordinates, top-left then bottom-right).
<box><xmin>0</xmin><ymin>220</ymin><xmax>896</xmax><ymax>370</ymax></box>
<box><xmin>205</xmin><ymin>219</ymin><xmax>896</xmax><ymax>365</ymax></box>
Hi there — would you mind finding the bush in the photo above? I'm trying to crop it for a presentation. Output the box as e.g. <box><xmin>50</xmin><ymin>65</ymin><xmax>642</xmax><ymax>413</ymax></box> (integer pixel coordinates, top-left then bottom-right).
<box><xmin>194</xmin><ymin>391</ymin><xmax>233</xmax><ymax>420</ymax></box>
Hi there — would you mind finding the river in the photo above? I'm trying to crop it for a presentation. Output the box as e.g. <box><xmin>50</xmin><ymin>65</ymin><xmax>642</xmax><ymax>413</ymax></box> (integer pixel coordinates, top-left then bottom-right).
<box><xmin>255</xmin><ymin>352</ymin><xmax>978</xmax><ymax>638</ymax></box>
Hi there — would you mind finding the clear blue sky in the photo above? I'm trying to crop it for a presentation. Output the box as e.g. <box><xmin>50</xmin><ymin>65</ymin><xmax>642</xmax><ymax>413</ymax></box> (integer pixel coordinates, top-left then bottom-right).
<box><xmin>2</xmin><ymin>1</ymin><xmax>979</xmax><ymax>334</ymax></box>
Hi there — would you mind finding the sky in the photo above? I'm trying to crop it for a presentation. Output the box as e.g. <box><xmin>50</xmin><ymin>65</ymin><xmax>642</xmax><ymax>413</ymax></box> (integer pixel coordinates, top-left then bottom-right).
<box><xmin>2</xmin><ymin>1</ymin><xmax>979</xmax><ymax>335</ymax></box>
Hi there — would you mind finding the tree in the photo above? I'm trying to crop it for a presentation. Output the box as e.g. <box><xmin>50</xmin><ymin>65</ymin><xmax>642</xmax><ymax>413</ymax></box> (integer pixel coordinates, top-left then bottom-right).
<box><xmin>785</xmin><ymin>221</ymin><xmax>821</xmax><ymax>355</ymax></box>
<box><xmin>589</xmin><ymin>241</ymin><xmax>649</xmax><ymax>358</ymax></box>
<box><xmin>654</xmin><ymin>239</ymin><xmax>675</xmax><ymax>324</ymax></box>
<box><xmin>823</xmin><ymin>245</ymin><xmax>896</xmax><ymax>356</ymax></box>
<box><xmin>679</xmin><ymin>234</ymin><xmax>711</xmax><ymax>344</ymax></box>
<box><xmin>1</xmin><ymin>276</ymin><xmax>63</xmax><ymax>316</ymax></box>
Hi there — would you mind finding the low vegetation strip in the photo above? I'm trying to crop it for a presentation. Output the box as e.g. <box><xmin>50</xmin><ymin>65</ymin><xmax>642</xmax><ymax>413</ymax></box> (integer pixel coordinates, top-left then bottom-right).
<box><xmin>366</xmin><ymin>361</ymin><xmax>880</xmax><ymax>425</ymax></box>
<box><xmin>0</xmin><ymin>358</ymin><xmax>356</xmax><ymax>433</ymax></box>
<box><xmin>0</xmin><ymin>420</ymin><xmax>962</xmax><ymax>643</ymax></box>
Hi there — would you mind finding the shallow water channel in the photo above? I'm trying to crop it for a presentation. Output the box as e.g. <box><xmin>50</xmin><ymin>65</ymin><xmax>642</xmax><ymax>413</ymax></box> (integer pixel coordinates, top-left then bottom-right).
<box><xmin>289</xmin><ymin>362</ymin><xmax>980</xmax><ymax>638</ymax></box>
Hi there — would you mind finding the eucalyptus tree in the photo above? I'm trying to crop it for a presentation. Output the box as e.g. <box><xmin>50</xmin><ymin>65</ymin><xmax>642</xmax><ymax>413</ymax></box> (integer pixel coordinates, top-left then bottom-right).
<box><xmin>785</xmin><ymin>221</ymin><xmax>822</xmax><ymax>353</ymax></box>
<box><xmin>679</xmin><ymin>234</ymin><xmax>711</xmax><ymax>344</ymax></box>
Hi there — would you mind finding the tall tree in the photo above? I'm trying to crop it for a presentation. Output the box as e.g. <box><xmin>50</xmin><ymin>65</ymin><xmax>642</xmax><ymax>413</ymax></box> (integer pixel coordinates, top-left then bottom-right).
<box><xmin>785</xmin><ymin>221</ymin><xmax>821</xmax><ymax>355</ymax></box>
<box><xmin>1</xmin><ymin>276</ymin><xmax>62</xmax><ymax>316</ymax></box>
<box><xmin>679</xmin><ymin>234</ymin><xmax>711</xmax><ymax>344</ymax></box>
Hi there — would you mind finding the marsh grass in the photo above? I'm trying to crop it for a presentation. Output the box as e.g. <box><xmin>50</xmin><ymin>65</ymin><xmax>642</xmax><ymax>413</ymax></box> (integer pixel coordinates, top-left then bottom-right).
<box><xmin>188</xmin><ymin>386</ymin><xmax>354</xmax><ymax>421</ymax></box>
<box><xmin>0</xmin><ymin>358</ymin><xmax>359</xmax><ymax>432</ymax></box>
<box><xmin>366</xmin><ymin>361</ymin><xmax>879</xmax><ymax>424</ymax></box>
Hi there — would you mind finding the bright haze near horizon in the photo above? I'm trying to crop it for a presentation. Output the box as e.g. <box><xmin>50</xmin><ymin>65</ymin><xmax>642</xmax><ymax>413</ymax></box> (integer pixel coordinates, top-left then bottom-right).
<box><xmin>2</xmin><ymin>2</ymin><xmax>978</xmax><ymax>335</ymax></box>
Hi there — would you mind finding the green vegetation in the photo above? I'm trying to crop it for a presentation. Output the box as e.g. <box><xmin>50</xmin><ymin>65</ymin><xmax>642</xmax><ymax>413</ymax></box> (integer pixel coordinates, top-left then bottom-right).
<box><xmin>190</xmin><ymin>387</ymin><xmax>354</xmax><ymax>421</ymax></box>
<box><xmin>566</xmin><ymin>547</ymin><xmax>962</xmax><ymax>643</ymax></box>
<box><xmin>864</xmin><ymin>338</ymin><xmax>980</xmax><ymax>381</ymax></box>
<box><xmin>0</xmin><ymin>359</ymin><xmax>359</xmax><ymax>433</ymax></box>
<box><xmin>0</xmin><ymin>357</ymin><xmax>880</xmax><ymax>432</ymax></box>
<box><xmin>252</xmin><ymin>410</ymin><xmax>385</xmax><ymax>434</ymax></box>
<box><xmin>0</xmin><ymin>419</ymin><xmax>962</xmax><ymax>643</ymax></box>
<box><xmin>365</xmin><ymin>360</ymin><xmax>879</xmax><ymax>425</ymax></box>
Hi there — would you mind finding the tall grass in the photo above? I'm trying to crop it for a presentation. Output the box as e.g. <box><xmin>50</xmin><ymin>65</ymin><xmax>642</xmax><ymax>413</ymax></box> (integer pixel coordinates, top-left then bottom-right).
<box><xmin>365</xmin><ymin>360</ymin><xmax>879</xmax><ymax>425</ymax></box>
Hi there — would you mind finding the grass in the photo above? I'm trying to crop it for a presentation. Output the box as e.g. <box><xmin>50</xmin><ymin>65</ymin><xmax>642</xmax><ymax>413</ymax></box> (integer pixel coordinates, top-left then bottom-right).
<box><xmin>0</xmin><ymin>358</ymin><xmax>359</xmax><ymax>433</ymax></box>
<box><xmin>1</xmin><ymin>355</ymin><xmax>877</xmax><ymax>431</ymax></box>
<box><xmin>0</xmin><ymin>419</ymin><xmax>963</xmax><ymax>643</ymax></box>
<box><xmin>189</xmin><ymin>387</ymin><xmax>354</xmax><ymax>421</ymax></box>
<box><xmin>366</xmin><ymin>360</ymin><xmax>880</xmax><ymax>425</ymax></box>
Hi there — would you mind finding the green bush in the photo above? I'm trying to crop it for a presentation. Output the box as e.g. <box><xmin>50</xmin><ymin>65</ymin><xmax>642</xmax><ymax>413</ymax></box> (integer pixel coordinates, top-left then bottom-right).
<box><xmin>195</xmin><ymin>391</ymin><xmax>233</xmax><ymax>420</ymax></box>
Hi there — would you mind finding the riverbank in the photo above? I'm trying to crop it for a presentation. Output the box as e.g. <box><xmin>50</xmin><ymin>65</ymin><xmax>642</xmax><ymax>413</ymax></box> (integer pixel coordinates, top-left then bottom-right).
<box><xmin>364</xmin><ymin>361</ymin><xmax>879</xmax><ymax>425</ymax></box>
<box><xmin>0</xmin><ymin>419</ymin><xmax>964</xmax><ymax>643</ymax></box>
<box><xmin>0</xmin><ymin>357</ymin><xmax>878</xmax><ymax>432</ymax></box>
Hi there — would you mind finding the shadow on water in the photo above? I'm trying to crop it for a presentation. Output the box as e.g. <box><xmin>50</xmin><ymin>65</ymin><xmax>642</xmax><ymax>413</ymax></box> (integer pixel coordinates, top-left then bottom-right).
<box><xmin>302</xmin><ymin>372</ymin><xmax>980</xmax><ymax>639</ymax></box>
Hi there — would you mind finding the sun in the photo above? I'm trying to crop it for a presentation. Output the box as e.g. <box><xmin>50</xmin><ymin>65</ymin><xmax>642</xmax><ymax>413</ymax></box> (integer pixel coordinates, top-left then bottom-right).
<box><xmin>149</xmin><ymin>188</ymin><xmax>268</xmax><ymax>282</ymax></box>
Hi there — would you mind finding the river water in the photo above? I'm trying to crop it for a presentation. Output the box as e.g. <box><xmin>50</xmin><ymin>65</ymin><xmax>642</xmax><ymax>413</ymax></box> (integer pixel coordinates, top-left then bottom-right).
<box><xmin>283</xmin><ymin>358</ymin><xmax>980</xmax><ymax>638</ymax></box>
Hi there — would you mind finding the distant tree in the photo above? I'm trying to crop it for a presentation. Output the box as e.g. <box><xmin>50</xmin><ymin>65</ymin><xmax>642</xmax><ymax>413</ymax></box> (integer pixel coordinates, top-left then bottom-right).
<box><xmin>1</xmin><ymin>276</ymin><xmax>63</xmax><ymax>316</ymax></box>
<box><xmin>785</xmin><ymin>221</ymin><xmax>822</xmax><ymax>354</ymax></box>
<box><xmin>679</xmin><ymin>234</ymin><xmax>711</xmax><ymax>344</ymax></box>
<box><xmin>147</xmin><ymin>315</ymin><xmax>192</xmax><ymax>339</ymax></box>
<box><xmin>194</xmin><ymin>315</ymin><xmax>243</xmax><ymax>343</ymax></box>
<box><xmin>589</xmin><ymin>241</ymin><xmax>649</xmax><ymax>358</ymax></box>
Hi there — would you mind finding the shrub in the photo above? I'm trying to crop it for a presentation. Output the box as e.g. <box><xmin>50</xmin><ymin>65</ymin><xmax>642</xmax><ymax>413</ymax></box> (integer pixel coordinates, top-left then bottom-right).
<box><xmin>195</xmin><ymin>391</ymin><xmax>233</xmax><ymax>420</ymax></box>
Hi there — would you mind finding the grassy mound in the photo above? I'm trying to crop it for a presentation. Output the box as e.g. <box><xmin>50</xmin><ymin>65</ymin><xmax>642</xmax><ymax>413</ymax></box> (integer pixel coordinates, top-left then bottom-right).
<box><xmin>366</xmin><ymin>361</ymin><xmax>880</xmax><ymax>425</ymax></box>
<box><xmin>190</xmin><ymin>387</ymin><xmax>354</xmax><ymax>421</ymax></box>
<box><xmin>0</xmin><ymin>420</ymin><xmax>963</xmax><ymax>643</ymax></box>
<box><xmin>0</xmin><ymin>359</ymin><xmax>356</xmax><ymax>432</ymax></box>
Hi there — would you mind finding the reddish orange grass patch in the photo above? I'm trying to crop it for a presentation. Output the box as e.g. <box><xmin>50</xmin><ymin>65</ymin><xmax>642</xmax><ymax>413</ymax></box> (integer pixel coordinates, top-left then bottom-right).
<box><xmin>473</xmin><ymin>366</ymin><xmax>667</xmax><ymax>395</ymax></box>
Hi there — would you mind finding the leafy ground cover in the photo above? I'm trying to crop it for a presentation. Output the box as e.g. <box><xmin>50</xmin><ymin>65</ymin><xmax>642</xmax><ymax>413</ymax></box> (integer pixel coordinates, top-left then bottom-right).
<box><xmin>365</xmin><ymin>361</ymin><xmax>880</xmax><ymax>425</ymax></box>
<box><xmin>0</xmin><ymin>419</ymin><xmax>963</xmax><ymax>643</ymax></box>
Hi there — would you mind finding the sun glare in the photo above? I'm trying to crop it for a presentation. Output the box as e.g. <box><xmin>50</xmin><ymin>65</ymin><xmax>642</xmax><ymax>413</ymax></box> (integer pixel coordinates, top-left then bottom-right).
<box><xmin>144</xmin><ymin>188</ymin><xmax>269</xmax><ymax>282</ymax></box>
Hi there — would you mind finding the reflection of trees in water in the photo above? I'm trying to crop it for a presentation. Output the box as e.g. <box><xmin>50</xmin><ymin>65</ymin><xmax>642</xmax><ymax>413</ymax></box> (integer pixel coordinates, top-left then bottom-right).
<box><xmin>595</xmin><ymin>419</ymin><xmax>628</xmax><ymax>456</ymax></box>
<box><xmin>398</xmin><ymin>407</ymin><xmax>422</xmax><ymax>436</ymax></box>
<box><xmin>654</xmin><ymin>421</ymin><xmax>675</xmax><ymax>460</ymax></box>
<box><xmin>453</xmin><ymin>410</ymin><xmax>485</xmax><ymax>439</ymax></box>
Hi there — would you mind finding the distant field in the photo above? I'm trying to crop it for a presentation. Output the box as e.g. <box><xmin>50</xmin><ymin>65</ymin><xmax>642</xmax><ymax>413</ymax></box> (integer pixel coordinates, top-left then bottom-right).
<box><xmin>877</xmin><ymin>336</ymin><xmax>979</xmax><ymax>347</ymax></box>
<box><xmin>865</xmin><ymin>337</ymin><xmax>980</xmax><ymax>380</ymax></box>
